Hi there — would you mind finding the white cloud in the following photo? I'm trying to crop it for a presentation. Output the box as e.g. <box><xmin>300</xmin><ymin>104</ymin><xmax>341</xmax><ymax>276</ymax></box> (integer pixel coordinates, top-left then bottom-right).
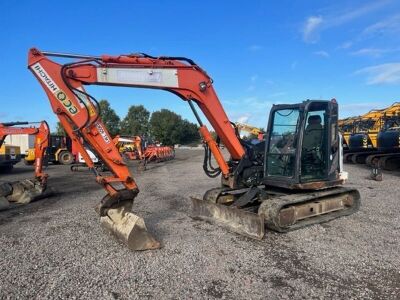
<box><xmin>247</xmin><ymin>85</ymin><xmax>256</xmax><ymax>92</ymax></box>
<box><xmin>223</xmin><ymin>97</ymin><xmax>273</xmax><ymax>127</ymax></box>
<box><xmin>302</xmin><ymin>1</ymin><xmax>391</xmax><ymax>43</ymax></box>
<box><xmin>355</xmin><ymin>63</ymin><xmax>400</xmax><ymax>85</ymax></box>
<box><xmin>351</xmin><ymin>48</ymin><xmax>399</xmax><ymax>58</ymax></box>
<box><xmin>250</xmin><ymin>74</ymin><xmax>258</xmax><ymax>82</ymax></box>
<box><xmin>237</xmin><ymin>115</ymin><xmax>250</xmax><ymax>123</ymax></box>
<box><xmin>338</xmin><ymin>41</ymin><xmax>353</xmax><ymax>49</ymax></box>
<box><xmin>363</xmin><ymin>14</ymin><xmax>400</xmax><ymax>36</ymax></box>
<box><xmin>248</xmin><ymin>45</ymin><xmax>263</xmax><ymax>51</ymax></box>
<box><xmin>313</xmin><ymin>50</ymin><xmax>330</xmax><ymax>58</ymax></box>
<box><xmin>302</xmin><ymin>16</ymin><xmax>323</xmax><ymax>43</ymax></box>
<box><xmin>329</xmin><ymin>1</ymin><xmax>391</xmax><ymax>27</ymax></box>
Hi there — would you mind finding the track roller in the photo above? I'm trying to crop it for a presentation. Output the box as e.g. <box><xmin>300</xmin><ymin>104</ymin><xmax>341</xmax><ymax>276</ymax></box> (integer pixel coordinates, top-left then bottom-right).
<box><xmin>191</xmin><ymin>186</ymin><xmax>360</xmax><ymax>239</ymax></box>
<box><xmin>258</xmin><ymin>187</ymin><xmax>360</xmax><ymax>232</ymax></box>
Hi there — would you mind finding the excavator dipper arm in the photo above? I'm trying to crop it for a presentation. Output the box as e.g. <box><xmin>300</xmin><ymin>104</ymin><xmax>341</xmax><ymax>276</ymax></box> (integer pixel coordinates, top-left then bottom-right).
<box><xmin>0</xmin><ymin>121</ymin><xmax>50</xmax><ymax>209</ymax></box>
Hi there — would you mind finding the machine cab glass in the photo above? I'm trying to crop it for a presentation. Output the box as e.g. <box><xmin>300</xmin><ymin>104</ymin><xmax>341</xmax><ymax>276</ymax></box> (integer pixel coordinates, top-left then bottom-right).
<box><xmin>265</xmin><ymin>100</ymin><xmax>338</xmax><ymax>185</ymax></box>
<box><xmin>266</xmin><ymin>108</ymin><xmax>300</xmax><ymax>177</ymax></box>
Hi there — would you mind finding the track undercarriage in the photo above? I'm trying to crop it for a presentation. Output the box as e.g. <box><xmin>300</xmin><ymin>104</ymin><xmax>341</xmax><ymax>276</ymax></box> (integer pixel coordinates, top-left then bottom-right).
<box><xmin>192</xmin><ymin>185</ymin><xmax>360</xmax><ymax>239</ymax></box>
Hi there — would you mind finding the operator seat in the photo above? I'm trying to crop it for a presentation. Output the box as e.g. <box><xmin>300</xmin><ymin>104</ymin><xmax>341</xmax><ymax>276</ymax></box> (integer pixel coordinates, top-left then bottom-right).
<box><xmin>303</xmin><ymin>115</ymin><xmax>323</xmax><ymax>150</ymax></box>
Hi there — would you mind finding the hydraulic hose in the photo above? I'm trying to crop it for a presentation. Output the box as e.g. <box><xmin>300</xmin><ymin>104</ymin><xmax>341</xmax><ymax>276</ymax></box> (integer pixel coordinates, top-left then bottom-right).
<box><xmin>61</xmin><ymin>59</ymin><xmax>102</xmax><ymax>130</ymax></box>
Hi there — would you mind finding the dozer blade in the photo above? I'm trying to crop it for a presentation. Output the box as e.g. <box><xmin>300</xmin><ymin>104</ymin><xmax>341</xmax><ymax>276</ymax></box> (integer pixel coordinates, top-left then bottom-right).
<box><xmin>100</xmin><ymin>201</ymin><xmax>161</xmax><ymax>251</ymax></box>
<box><xmin>191</xmin><ymin>197</ymin><xmax>265</xmax><ymax>240</ymax></box>
<box><xmin>259</xmin><ymin>187</ymin><xmax>361</xmax><ymax>232</ymax></box>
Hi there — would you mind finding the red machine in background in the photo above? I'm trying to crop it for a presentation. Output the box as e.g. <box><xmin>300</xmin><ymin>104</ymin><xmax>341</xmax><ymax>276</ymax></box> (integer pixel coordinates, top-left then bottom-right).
<box><xmin>113</xmin><ymin>135</ymin><xmax>174</xmax><ymax>170</ymax></box>
<box><xmin>144</xmin><ymin>144</ymin><xmax>174</xmax><ymax>163</ymax></box>
<box><xmin>0</xmin><ymin>121</ymin><xmax>50</xmax><ymax>210</ymax></box>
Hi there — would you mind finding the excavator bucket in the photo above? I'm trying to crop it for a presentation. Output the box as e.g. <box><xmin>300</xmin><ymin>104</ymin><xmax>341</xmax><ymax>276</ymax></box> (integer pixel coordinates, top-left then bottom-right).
<box><xmin>97</xmin><ymin>193</ymin><xmax>161</xmax><ymax>251</ymax></box>
<box><xmin>0</xmin><ymin>182</ymin><xmax>12</xmax><ymax>210</ymax></box>
<box><xmin>0</xmin><ymin>179</ymin><xmax>52</xmax><ymax>210</ymax></box>
<box><xmin>191</xmin><ymin>197</ymin><xmax>265</xmax><ymax>239</ymax></box>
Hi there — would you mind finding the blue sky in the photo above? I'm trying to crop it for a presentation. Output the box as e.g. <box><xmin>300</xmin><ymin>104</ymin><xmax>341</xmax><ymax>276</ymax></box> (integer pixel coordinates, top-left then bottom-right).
<box><xmin>1</xmin><ymin>0</ymin><xmax>400</xmax><ymax>130</ymax></box>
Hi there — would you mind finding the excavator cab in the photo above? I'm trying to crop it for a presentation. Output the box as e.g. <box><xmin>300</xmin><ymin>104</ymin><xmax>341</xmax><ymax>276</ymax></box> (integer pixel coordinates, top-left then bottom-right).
<box><xmin>264</xmin><ymin>100</ymin><xmax>341</xmax><ymax>188</ymax></box>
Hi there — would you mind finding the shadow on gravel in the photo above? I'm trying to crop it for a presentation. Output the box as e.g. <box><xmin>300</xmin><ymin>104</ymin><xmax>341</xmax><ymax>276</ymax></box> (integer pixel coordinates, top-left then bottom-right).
<box><xmin>0</xmin><ymin>167</ymin><xmax>36</xmax><ymax>176</ymax></box>
<box><xmin>0</xmin><ymin>194</ymin><xmax>62</xmax><ymax>224</ymax></box>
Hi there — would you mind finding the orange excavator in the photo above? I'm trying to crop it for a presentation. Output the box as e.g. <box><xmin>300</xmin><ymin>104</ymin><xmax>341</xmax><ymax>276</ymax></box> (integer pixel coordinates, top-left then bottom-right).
<box><xmin>113</xmin><ymin>135</ymin><xmax>174</xmax><ymax>171</ymax></box>
<box><xmin>28</xmin><ymin>48</ymin><xmax>360</xmax><ymax>250</ymax></box>
<box><xmin>113</xmin><ymin>135</ymin><xmax>144</xmax><ymax>160</ymax></box>
<box><xmin>0</xmin><ymin>121</ymin><xmax>50</xmax><ymax>210</ymax></box>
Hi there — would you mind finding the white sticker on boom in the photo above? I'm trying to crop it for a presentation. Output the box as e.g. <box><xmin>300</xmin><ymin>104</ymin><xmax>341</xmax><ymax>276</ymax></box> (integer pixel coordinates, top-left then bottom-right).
<box><xmin>30</xmin><ymin>62</ymin><xmax>79</xmax><ymax>115</ymax></box>
<box><xmin>31</xmin><ymin>62</ymin><xmax>60</xmax><ymax>93</ymax></box>
<box><xmin>95</xmin><ymin>122</ymin><xmax>111</xmax><ymax>144</ymax></box>
<box><xmin>97</xmin><ymin>68</ymin><xmax>179</xmax><ymax>88</ymax></box>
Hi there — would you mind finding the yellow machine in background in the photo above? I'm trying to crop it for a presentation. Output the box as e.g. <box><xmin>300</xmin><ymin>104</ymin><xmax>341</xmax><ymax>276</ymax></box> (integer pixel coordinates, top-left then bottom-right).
<box><xmin>338</xmin><ymin>116</ymin><xmax>359</xmax><ymax>149</ymax></box>
<box><xmin>24</xmin><ymin>148</ymin><xmax>35</xmax><ymax>165</ymax></box>
<box><xmin>341</xmin><ymin>102</ymin><xmax>400</xmax><ymax>152</ymax></box>
<box><xmin>0</xmin><ymin>144</ymin><xmax>21</xmax><ymax>171</ymax></box>
<box><xmin>113</xmin><ymin>136</ymin><xmax>139</xmax><ymax>154</ymax></box>
<box><xmin>24</xmin><ymin>135</ymin><xmax>74</xmax><ymax>165</ymax></box>
<box><xmin>350</xmin><ymin>109</ymin><xmax>385</xmax><ymax>149</ymax></box>
<box><xmin>234</xmin><ymin>122</ymin><xmax>264</xmax><ymax>140</ymax></box>
<box><xmin>339</xmin><ymin>102</ymin><xmax>400</xmax><ymax>167</ymax></box>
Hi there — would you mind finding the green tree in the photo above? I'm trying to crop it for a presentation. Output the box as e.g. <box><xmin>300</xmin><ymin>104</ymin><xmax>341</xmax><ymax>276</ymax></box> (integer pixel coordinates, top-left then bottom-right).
<box><xmin>98</xmin><ymin>100</ymin><xmax>120</xmax><ymax>136</ymax></box>
<box><xmin>179</xmin><ymin>120</ymin><xmax>200</xmax><ymax>144</ymax></box>
<box><xmin>150</xmin><ymin>109</ymin><xmax>199</xmax><ymax>145</ymax></box>
<box><xmin>120</xmin><ymin>105</ymin><xmax>150</xmax><ymax>136</ymax></box>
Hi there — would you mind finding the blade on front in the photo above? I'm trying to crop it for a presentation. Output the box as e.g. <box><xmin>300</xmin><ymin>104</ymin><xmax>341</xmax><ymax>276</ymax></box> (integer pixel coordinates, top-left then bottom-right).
<box><xmin>191</xmin><ymin>197</ymin><xmax>265</xmax><ymax>240</ymax></box>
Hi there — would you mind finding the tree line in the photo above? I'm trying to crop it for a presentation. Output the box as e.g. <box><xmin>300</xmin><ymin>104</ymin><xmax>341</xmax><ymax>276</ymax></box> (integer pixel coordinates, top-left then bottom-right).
<box><xmin>56</xmin><ymin>100</ymin><xmax>200</xmax><ymax>146</ymax></box>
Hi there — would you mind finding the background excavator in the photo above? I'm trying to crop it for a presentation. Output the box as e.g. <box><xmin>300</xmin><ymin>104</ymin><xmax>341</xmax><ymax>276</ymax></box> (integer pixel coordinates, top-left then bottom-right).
<box><xmin>24</xmin><ymin>134</ymin><xmax>74</xmax><ymax>165</ymax></box>
<box><xmin>234</xmin><ymin>122</ymin><xmax>265</xmax><ymax>141</ymax></box>
<box><xmin>113</xmin><ymin>135</ymin><xmax>174</xmax><ymax>171</ymax></box>
<box><xmin>338</xmin><ymin>116</ymin><xmax>359</xmax><ymax>150</ymax></box>
<box><xmin>339</xmin><ymin>102</ymin><xmax>400</xmax><ymax>179</ymax></box>
<box><xmin>28</xmin><ymin>48</ymin><xmax>360</xmax><ymax>250</ymax></box>
<box><xmin>344</xmin><ymin>108</ymin><xmax>385</xmax><ymax>163</ymax></box>
<box><xmin>113</xmin><ymin>135</ymin><xmax>145</xmax><ymax>161</ymax></box>
<box><xmin>0</xmin><ymin>121</ymin><xmax>50</xmax><ymax>210</ymax></box>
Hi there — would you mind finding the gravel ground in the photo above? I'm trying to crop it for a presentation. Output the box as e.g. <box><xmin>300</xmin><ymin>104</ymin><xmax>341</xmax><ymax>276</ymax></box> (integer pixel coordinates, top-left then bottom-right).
<box><xmin>0</xmin><ymin>149</ymin><xmax>399</xmax><ymax>299</ymax></box>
